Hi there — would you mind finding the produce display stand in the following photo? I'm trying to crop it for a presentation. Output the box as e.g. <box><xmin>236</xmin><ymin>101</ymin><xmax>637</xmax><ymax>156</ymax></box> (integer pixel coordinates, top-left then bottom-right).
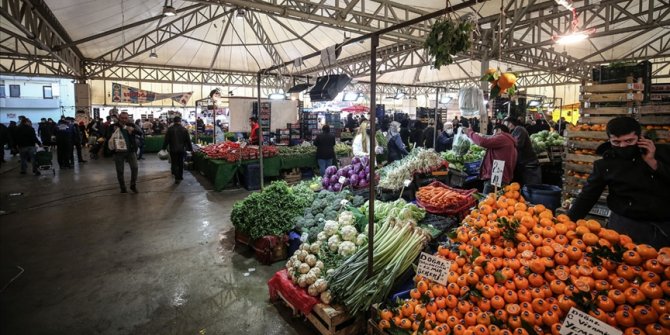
<box><xmin>192</xmin><ymin>153</ymin><xmax>281</xmax><ymax>191</ymax></box>
<box><xmin>280</xmin><ymin>153</ymin><xmax>318</xmax><ymax>170</ymax></box>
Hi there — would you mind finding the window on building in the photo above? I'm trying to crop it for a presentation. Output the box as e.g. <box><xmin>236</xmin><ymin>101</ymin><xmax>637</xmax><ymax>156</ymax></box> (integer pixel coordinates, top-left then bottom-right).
<box><xmin>43</xmin><ymin>85</ymin><xmax>53</xmax><ymax>99</ymax></box>
<box><xmin>0</xmin><ymin>84</ymin><xmax>5</xmax><ymax>98</ymax></box>
<box><xmin>9</xmin><ymin>84</ymin><xmax>20</xmax><ymax>98</ymax></box>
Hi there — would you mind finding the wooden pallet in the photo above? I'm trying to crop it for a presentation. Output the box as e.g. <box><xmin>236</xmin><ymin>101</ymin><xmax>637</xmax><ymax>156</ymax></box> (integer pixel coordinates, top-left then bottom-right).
<box><xmin>581</xmin><ymin>82</ymin><xmax>644</xmax><ymax>93</ymax></box>
<box><xmin>579</xmin><ymin>116</ymin><xmax>625</xmax><ymax>124</ymax></box>
<box><xmin>638</xmin><ymin>115</ymin><xmax>670</xmax><ymax>125</ymax></box>
<box><xmin>579</xmin><ymin>92</ymin><xmax>644</xmax><ymax>103</ymax></box>
<box><xmin>638</xmin><ymin>105</ymin><xmax>670</xmax><ymax>114</ymax></box>
<box><xmin>581</xmin><ymin>106</ymin><xmax>636</xmax><ymax>116</ymax></box>
<box><xmin>304</xmin><ymin>303</ymin><xmax>365</xmax><ymax>335</ymax></box>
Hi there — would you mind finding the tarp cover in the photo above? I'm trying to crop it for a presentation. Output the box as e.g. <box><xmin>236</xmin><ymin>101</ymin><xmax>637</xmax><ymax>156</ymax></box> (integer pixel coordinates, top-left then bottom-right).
<box><xmin>268</xmin><ymin>269</ymin><xmax>319</xmax><ymax>315</ymax></box>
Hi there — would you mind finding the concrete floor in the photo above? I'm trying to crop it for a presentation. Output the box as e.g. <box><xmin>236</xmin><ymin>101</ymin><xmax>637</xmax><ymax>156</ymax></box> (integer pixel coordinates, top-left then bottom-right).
<box><xmin>0</xmin><ymin>150</ymin><xmax>315</xmax><ymax>335</ymax></box>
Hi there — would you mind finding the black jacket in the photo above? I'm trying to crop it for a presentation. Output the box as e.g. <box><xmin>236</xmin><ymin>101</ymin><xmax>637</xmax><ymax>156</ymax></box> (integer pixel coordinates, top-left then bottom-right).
<box><xmin>314</xmin><ymin>132</ymin><xmax>336</xmax><ymax>160</ymax></box>
<box><xmin>568</xmin><ymin>143</ymin><xmax>670</xmax><ymax>221</ymax></box>
<box><xmin>511</xmin><ymin>126</ymin><xmax>538</xmax><ymax>166</ymax></box>
<box><xmin>163</xmin><ymin>124</ymin><xmax>193</xmax><ymax>153</ymax></box>
<box><xmin>423</xmin><ymin>127</ymin><xmax>435</xmax><ymax>149</ymax></box>
<box><xmin>14</xmin><ymin>124</ymin><xmax>41</xmax><ymax>147</ymax></box>
<box><xmin>435</xmin><ymin>131</ymin><xmax>454</xmax><ymax>153</ymax></box>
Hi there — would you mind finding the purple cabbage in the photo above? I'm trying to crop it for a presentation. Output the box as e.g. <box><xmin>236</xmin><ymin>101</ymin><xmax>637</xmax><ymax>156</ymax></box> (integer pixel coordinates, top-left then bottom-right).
<box><xmin>333</xmin><ymin>183</ymin><xmax>342</xmax><ymax>192</ymax></box>
<box><xmin>358</xmin><ymin>171</ymin><xmax>366</xmax><ymax>180</ymax></box>
<box><xmin>350</xmin><ymin>174</ymin><xmax>359</xmax><ymax>186</ymax></box>
<box><xmin>325</xmin><ymin>166</ymin><xmax>338</xmax><ymax>176</ymax></box>
<box><xmin>359</xmin><ymin>179</ymin><xmax>369</xmax><ymax>188</ymax></box>
<box><xmin>352</xmin><ymin>163</ymin><xmax>362</xmax><ymax>173</ymax></box>
<box><xmin>351</xmin><ymin>156</ymin><xmax>361</xmax><ymax>165</ymax></box>
<box><xmin>322</xmin><ymin>178</ymin><xmax>329</xmax><ymax>187</ymax></box>
<box><xmin>365</xmin><ymin>166</ymin><xmax>370</xmax><ymax>174</ymax></box>
<box><xmin>330</xmin><ymin>175</ymin><xmax>339</xmax><ymax>184</ymax></box>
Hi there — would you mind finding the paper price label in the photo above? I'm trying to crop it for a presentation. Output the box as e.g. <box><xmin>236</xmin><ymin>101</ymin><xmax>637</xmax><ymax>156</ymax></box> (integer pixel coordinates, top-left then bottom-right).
<box><xmin>416</xmin><ymin>252</ymin><xmax>451</xmax><ymax>286</ymax></box>
<box><xmin>491</xmin><ymin>160</ymin><xmax>505</xmax><ymax>188</ymax></box>
<box><xmin>403</xmin><ymin>179</ymin><xmax>412</xmax><ymax>187</ymax></box>
<box><xmin>338</xmin><ymin>176</ymin><xmax>346</xmax><ymax>184</ymax></box>
<box><xmin>560</xmin><ymin>307</ymin><xmax>622</xmax><ymax>335</ymax></box>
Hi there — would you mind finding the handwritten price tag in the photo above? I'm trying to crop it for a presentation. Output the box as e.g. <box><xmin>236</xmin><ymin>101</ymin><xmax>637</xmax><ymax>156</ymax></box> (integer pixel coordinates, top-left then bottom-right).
<box><xmin>416</xmin><ymin>252</ymin><xmax>451</xmax><ymax>286</ymax></box>
<box><xmin>560</xmin><ymin>308</ymin><xmax>622</xmax><ymax>335</ymax></box>
<box><xmin>403</xmin><ymin>179</ymin><xmax>412</xmax><ymax>187</ymax></box>
<box><xmin>338</xmin><ymin>176</ymin><xmax>346</xmax><ymax>184</ymax></box>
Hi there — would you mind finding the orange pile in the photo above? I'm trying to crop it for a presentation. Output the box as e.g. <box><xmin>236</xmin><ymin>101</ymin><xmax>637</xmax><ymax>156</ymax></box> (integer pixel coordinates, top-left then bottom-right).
<box><xmin>378</xmin><ymin>183</ymin><xmax>670</xmax><ymax>335</ymax></box>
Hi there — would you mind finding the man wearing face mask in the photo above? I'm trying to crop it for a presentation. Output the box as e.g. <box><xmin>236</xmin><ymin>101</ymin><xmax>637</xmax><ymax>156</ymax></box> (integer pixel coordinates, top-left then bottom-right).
<box><xmin>504</xmin><ymin>117</ymin><xmax>542</xmax><ymax>187</ymax></box>
<box><xmin>568</xmin><ymin>117</ymin><xmax>670</xmax><ymax>248</ymax></box>
<box><xmin>435</xmin><ymin>122</ymin><xmax>455</xmax><ymax>152</ymax></box>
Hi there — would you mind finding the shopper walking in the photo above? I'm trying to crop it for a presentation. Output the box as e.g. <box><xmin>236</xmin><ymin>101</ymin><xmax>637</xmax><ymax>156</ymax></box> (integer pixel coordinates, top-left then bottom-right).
<box><xmin>313</xmin><ymin>125</ymin><xmax>336</xmax><ymax>176</ymax></box>
<box><xmin>465</xmin><ymin>124</ymin><xmax>517</xmax><ymax>194</ymax></box>
<box><xmin>387</xmin><ymin>121</ymin><xmax>409</xmax><ymax>163</ymax></box>
<box><xmin>135</xmin><ymin>119</ymin><xmax>145</xmax><ymax>160</ymax></box>
<box><xmin>109</xmin><ymin>112</ymin><xmax>141</xmax><ymax>193</ymax></box>
<box><xmin>7</xmin><ymin>121</ymin><xmax>18</xmax><ymax>157</ymax></box>
<box><xmin>70</xmin><ymin>118</ymin><xmax>86</xmax><ymax>163</ymax></box>
<box><xmin>15</xmin><ymin>118</ymin><xmax>42</xmax><ymax>175</ymax></box>
<box><xmin>568</xmin><ymin>117</ymin><xmax>670</xmax><ymax>248</ymax></box>
<box><xmin>162</xmin><ymin>116</ymin><xmax>193</xmax><ymax>184</ymax></box>
<box><xmin>55</xmin><ymin>120</ymin><xmax>73</xmax><ymax>169</ymax></box>
<box><xmin>504</xmin><ymin>117</ymin><xmax>542</xmax><ymax>186</ymax></box>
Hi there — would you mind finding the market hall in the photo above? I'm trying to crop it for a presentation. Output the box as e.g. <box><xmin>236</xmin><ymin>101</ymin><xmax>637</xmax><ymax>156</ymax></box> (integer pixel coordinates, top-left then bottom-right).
<box><xmin>1</xmin><ymin>0</ymin><xmax>670</xmax><ymax>334</ymax></box>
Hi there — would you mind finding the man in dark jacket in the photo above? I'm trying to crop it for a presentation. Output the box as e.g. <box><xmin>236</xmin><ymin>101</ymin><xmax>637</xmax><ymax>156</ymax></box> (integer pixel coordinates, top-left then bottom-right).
<box><xmin>422</xmin><ymin>122</ymin><xmax>436</xmax><ymax>149</ymax></box>
<box><xmin>110</xmin><ymin>112</ymin><xmax>142</xmax><ymax>193</ymax></box>
<box><xmin>410</xmin><ymin>120</ymin><xmax>425</xmax><ymax>148</ymax></box>
<box><xmin>55</xmin><ymin>119</ymin><xmax>74</xmax><ymax>169</ymax></box>
<box><xmin>313</xmin><ymin>124</ymin><xmax>336</xmax><ymax>176</ymax></box>
<box><xmin>15</xmin><ymin>118</ymin><xmax>42</xmax><ymax>175</ymax></box>
<box><xmin>162</xmin><ymin>116</ymin><xmax>193</xmax><ymax>184</ymax></box>
<box><xmin>38</xmin><ymin>118</ymin><xmax>55</xmax><ymax>150</ymax></box>
<box><xmin>504</xmin><ymin>117</ymin><xmax>542</xmax><ymax>186</ymax></box>
<box><xmin>0</xmin><ymin>122</ymin><xmax>8</xmax><ymax>166</ymax></box>
<box><xmin>568</xmin><ymin>117</ymin><xmax>670</xmax><ymax>248</ymax></box>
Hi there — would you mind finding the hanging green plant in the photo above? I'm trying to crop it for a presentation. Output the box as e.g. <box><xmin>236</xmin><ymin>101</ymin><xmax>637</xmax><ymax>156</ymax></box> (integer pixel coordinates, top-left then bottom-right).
<box><xmin>424</xmin><ymin>18</ymin><xmax>474</xmax><ymax>69</ymax></box>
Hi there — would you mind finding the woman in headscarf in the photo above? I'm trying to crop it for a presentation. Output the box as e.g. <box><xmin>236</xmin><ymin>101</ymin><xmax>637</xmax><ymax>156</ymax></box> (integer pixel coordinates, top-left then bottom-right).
<box><xmin>387</xmin><ymin>121</ymin><xmax>409</xmax><ymax>163</ymax></box>
<box><xmin>352</xmin><ymin>121</ymin><xmax>370</xmax><ymax>157</ymax></box>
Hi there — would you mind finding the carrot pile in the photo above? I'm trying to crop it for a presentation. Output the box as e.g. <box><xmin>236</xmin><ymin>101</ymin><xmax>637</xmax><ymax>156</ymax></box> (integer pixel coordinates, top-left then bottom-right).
<box><xmin>416</xmin><ymin>185</ymin><xmax>472</xmax><ymax>209</ymax></box>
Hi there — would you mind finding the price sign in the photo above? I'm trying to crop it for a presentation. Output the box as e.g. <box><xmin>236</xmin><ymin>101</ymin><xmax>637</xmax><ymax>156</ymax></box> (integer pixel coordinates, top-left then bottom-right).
<box><xmin>560</xmin><ymin>308</ymin><xmax>622</xmax><ymax>335</ymax></box>
<box><xmin>403</xmin><ymin>179</ymin><xmax>412</xmax><ymax>187</ymax></box>
<box><xmin>491</xmin><ymin>160</ymin><xmax>505</xmax><ymax>188</ymax></box>
<box><xmin>416</xmin><ymin>252</ymin><xmax>451</xmax><ymax>286</ymax></box>
<box><xmin>338</xmin><ymin>176</ymin><xmax>346</xmax><ymax>184</ymax></box>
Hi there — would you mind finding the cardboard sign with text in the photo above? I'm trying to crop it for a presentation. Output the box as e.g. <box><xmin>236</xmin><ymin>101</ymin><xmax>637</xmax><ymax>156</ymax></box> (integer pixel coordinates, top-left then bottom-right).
<box><xmin>416</xmin><ymin>252</ymin><xmax>451</xmax><ymax>286</ymax></box>
<box><xmin>560</xmin><ymin>307</ymin><xmax>622</xmax><ymax>335</ymax></box>
<box><xmin>491</xmin><ymin>159</ymin><xmax>505</xmax><ymax>188</ymax></box>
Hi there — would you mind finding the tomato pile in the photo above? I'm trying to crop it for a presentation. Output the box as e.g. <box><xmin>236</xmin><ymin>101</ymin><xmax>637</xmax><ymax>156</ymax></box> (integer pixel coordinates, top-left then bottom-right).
<box><xmin>378</xmin><ymin>183</ymin><xmax>670</xmax><ymax>335</ymax></box>
<box><xmin>199</xmin><ymin>142</ymin><xmax>278</xmax><ymax>162</ymax></box>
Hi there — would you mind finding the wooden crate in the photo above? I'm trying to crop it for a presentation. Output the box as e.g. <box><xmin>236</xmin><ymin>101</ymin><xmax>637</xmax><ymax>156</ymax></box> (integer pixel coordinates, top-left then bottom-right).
<box><xmin>564</xmin><ymin>162</ymin><xmax>593</xmax><ymax>174</ymax></box>
<box><xmin>638</xmin><ymin>105</ymin><xmax>670</xmax><ymax>115</ymax></box>
<box><xmin>579</xmin><ymin>92</ymin><xmax>644</xmax><ymax>103</ymax></box>
<box><xmin>568</xmin><ymin>139</ymin><xmax>602</xmax><ymax>150</ymax></box>
<box><xmin>305</xmin><ymin>304</ymin><xmax>365</xmax><ymax>335</ymax></box>
<box><xmin>581</xmin><ymin>106</ymin><xmax>636</xmax><ymax>116</ymax></box>
<box><xmin>565</xmin><ymin>153</ymin><xmax>598</xmax><ymax>164</ymax></box>
<box><xmin>638</xmin><ymin>115</ymin><xmax>670</xmax><ymax>125</ymax></box>
<box><xmin>367</xmin><ymin>319</ymin><xmax>386</xmax><ymax>335</ymax></box>
<box><xmin>581</xmin><ymin>82</ymin><xmax>644</xmax><ymax>93</ymax></box>
<box><xmin>565</xmin><ymin>130</ymin><xmax>609</xmax><ymax>140</ymax></box>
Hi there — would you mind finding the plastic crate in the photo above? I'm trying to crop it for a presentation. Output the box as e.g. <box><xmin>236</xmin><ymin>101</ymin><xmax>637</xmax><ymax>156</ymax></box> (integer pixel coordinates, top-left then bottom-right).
<box><xmin>463</xmin><ymin>160</ymin><xmax>482</xmax><ymax>176</ymax></box>
<box><xmin>448</xmin><ymin>169</ymin><xmax>468</xmax><ymax>188</ymax></box>
<box><xmin>241</xmin><ymin>163</ymin><xmax>261</xmax><ymax>191</ymax></box>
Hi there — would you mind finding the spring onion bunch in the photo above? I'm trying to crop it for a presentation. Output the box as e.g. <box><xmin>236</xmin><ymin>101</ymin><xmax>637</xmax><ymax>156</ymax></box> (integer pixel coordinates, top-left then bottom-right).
<box><xmin>327</xmin><ymin>217</ymin><xmax>428</xmax><ymax>315</ymax></box>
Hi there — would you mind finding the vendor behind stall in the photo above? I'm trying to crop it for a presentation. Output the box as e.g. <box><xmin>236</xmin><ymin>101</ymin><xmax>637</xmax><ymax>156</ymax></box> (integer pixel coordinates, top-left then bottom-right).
<box><xmin>249</xmin><ymin>117</ymin><xmax>260</xmax><ymax>145</ymax></box>
<box><xmin>314</xmin><ymin>125</ymin><xmax>336</xmax><ymax>176</ymax></box>
<box><xmin>387</xmin><ymin>121</ymin><xmax>409</xmax><ymax>163</ymax></box>
<box><xmin>568</xmin><ymin>117</ymin><xmax>670</xmax><ymax>248</ymax></box>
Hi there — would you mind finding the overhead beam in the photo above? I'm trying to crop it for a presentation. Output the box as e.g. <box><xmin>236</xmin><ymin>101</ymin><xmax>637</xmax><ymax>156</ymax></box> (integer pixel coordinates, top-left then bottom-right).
<box><xmin>244</xmin><ymin>11</ymin><xmax>284</xmax><ymax>67</ymax></box>
<box><xmin>208</xmin><ymin>11</ymin><xmax>233</xmax><ymax>72</ymax></box>
<box><xmin>0</xmin><ymin>0</ymin><xmax>82</xmax><ymax>76</ymax></box>
<box><xmin>0</xmin><ymin>52</ymin><xmax>77</xmax><ymax>77</ymax></box>
<box><xmin>87</xmin><ymin>6</ymin><xmax>235</xmax><ymax>77</ymax></box>
<box><xmin>53</xmin><ymin>4</ymin><xmax>203</xmax><ymax>50</ymax></box>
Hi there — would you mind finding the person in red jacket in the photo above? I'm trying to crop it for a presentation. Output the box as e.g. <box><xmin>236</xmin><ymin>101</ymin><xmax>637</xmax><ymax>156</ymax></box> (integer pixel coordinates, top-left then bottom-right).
<box><xmin>465</xmin><ymin>124</ymin><xmax>518</xmax><ymax>194</ymax></box>
<box><xmin>249</xmin><ymin>117</ymin><xmax>260</xmax><ymax>145</ymax></box>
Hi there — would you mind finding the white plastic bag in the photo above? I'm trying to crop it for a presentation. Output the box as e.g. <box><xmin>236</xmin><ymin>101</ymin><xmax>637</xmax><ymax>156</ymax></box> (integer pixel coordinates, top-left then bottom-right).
<box><xmin>158</xmin><ymin>149</ymin><xmax>169</xmax><ymax>160</ymax></box>
<box><xmin>108</xmin><ymin>128</ymin><xmax>128</xmax><ymax>152</ymax></box>
<box><xmin>458</xmin><ymin>87</ymin><xmax>485</xmax><ymax>117</ymax></box>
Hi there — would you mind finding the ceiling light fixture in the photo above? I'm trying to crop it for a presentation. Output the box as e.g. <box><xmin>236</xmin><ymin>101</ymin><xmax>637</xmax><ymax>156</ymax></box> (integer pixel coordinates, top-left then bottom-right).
<box><xmin>236</xmin><ymin>8</ymin><xmax>246</xmax><ymax>19</ymax></box>
<box><xmin>268</xmin><ymin>93</ymin><xmax>285</xmax><ymax>100</ymax></box>
<box><xmin>149</xmin><ymin>49</ymin><xmax>158</xmax><ymax>59</ymax></box>
<box><xmin>552</xmin><ymin>8</ymin><xmax>595</xmax><ymax>45</ymax></box>
<box><xmin>394</xmin><ymin>92</ymin><xmax>406</xmax><ymax>100</ymax></box>
<box><xmin>440</xmin><ymin>96</ymin><xmax>453</xmax><ymax>104</ymax></box>
<box><xmin>342</xmin><ymin>92</ymin><xmax>361</xmax><ymax>101</ymax></box>
<box><xmin>162</xmin><ymin>0</ymin><xmax>176</xmax><ymax>17</ymax></box>
<box><xmin>343</xmin><ymin>32</ymin><xmax>351</xmax><ymax>40</ymax></box>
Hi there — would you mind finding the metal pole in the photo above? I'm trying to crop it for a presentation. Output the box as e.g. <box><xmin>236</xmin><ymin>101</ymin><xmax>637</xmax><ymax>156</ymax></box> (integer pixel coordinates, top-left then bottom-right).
<box><xmin>434</xmin><ymin>87</ymin><xmax>440</xmax><ymax>148</ymax></box>
<box><xmin>367</xmin><ymin>34</ymin><xmax>379</xmax><ymax>279</ymax></box>
<box><xmin>257</xmin><ymin>73</ymin><xmax>264</xmax><ymax>190</ymax></box>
